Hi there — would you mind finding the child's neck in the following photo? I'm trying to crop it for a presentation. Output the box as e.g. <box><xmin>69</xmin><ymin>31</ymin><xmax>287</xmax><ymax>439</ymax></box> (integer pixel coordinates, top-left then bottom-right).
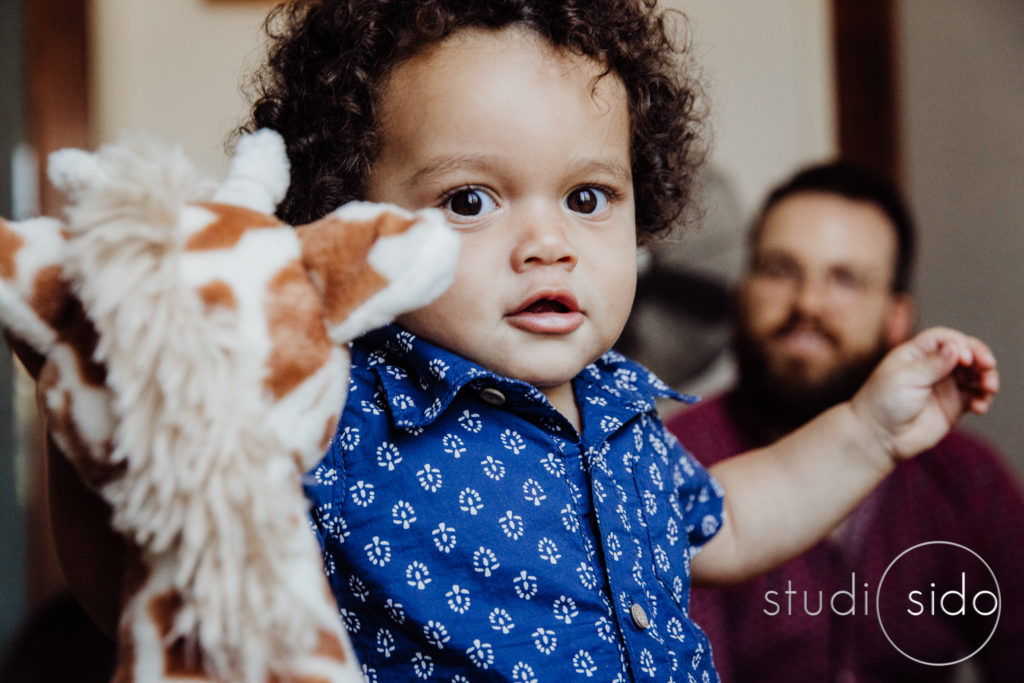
<box><xmin>540</xmin><ymin>383</ymin><xmax>581</xmax><ymax>433</ymax></box>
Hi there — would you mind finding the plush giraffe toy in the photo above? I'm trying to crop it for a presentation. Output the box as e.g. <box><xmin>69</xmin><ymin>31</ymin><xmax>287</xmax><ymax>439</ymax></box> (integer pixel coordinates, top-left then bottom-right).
<box><xmin>0</xmin><ymin>129</ymin><xmax>460</xmax><ymax>682</ymax></box>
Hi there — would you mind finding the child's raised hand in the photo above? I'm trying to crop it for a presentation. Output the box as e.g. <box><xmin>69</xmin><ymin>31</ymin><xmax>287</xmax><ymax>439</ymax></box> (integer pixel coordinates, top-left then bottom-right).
<box><xmin>851</xmin><ymin>327</ymin><xmax>998</xmax><ymax>462</ymax></box>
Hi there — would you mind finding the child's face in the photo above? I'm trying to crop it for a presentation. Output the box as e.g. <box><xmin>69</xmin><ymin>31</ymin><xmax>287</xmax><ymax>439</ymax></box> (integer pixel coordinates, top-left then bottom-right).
<box><xmin>368</xmin><ymin>27</ymin><xmax>637</xmax><ymax>409</ymax></box>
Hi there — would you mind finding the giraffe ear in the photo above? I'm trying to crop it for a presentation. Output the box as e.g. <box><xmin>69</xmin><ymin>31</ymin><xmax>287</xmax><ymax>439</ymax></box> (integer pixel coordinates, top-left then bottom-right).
<box><xmin>210</xmin><ymin>129</ymin><xmax>290</xmax><ymax>215</ymax></box>
<box><xmin>293</xmin><ymin>214</ymin><xmax>344</xmax><ymax>317</ymax></box>
<box><xmin>295</xmin><ymin>201</ymin><xmax>460</xmax><ymax>344</ymax></box>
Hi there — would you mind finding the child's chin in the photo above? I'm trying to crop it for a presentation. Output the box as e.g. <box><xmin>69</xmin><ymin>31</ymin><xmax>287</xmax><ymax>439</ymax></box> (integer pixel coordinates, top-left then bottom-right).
<box><xmin>512</xmin><ymin>362</ymin><xmax>587</xmax><ymax>390</ymax></box>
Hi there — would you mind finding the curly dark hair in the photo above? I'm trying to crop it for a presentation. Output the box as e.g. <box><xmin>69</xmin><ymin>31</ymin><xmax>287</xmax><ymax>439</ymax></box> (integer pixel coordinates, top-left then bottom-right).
<box><xmin>241</xmin><ymin>0</ymin><xmax>707</xmax><ymax>241</ymax></box>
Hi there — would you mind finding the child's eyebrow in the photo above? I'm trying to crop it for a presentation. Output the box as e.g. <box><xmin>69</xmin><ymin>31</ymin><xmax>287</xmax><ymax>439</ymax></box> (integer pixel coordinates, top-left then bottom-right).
<box><xmin>571</xmin><ymin>159</ymin><xmax>633</xmax><ymax>185</ymax></box>
<box><xmin>403</xmin><ymin>155</ymin><xmax>632</xmax><ymax>189</ymax></box>
<box><xmin>405</xmin><ymin>154</ymin><xmax>500</xmax><ymax>188</ymax></box>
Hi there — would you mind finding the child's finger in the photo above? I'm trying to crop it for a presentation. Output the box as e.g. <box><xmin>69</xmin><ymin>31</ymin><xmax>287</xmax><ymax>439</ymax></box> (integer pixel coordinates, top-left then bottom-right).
<box><xmin>953</xmin><ymin>359</ymin><xmax>999</xmax><ymax>387</ymax></box>
<box><xmin>968</xmin><ymin>388</ymin><xmax>995</xmax><ymax>414</ymax></box>
<box><xmin>912</xmin><ymin>328</ymin><xmax>998</xmax><ymax>387</ymax></box>
<box><xmin>975</xmin><ymin>365</ymin><xmax>1000</xmax><ymax>394</ymax></box>
<box><xmin>970</xmin><ymin>396</ymin><xmax>993</xmax><ymax>414</ymax></box>
<box><xmin>959</xmin><ymin>343</ymin><xmax>999</xmax><ymax>395</ymax></box>
<box><xmin>911</xmin><ymin>327</ymin><xmax>969</xmax><ymax>365</ymax></box>
<box><xmin>919</xmin><ymin>333</ymin><xmax>964</xmax><ymax>382</ymax></box>
<box><xmin>951</xmin><ymin>356</ymin><xmax>999</xmax><ymax>415</ymax></box>
<box><xmin>961</xmin><ymin>335</ymin><xmax>996</xmax><ymax>369</ymax></box>
<box><xmin>958</xmin><ymin>379</ymin><xmax>995</xmax><ymax>413</ymax></box>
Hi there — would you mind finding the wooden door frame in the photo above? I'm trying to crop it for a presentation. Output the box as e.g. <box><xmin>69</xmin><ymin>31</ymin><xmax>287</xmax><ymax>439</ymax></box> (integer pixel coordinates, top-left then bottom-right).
<box><xmin>831</xmin><ymin>0</ymin><xmax>903</xmax><ymax>187</ymax></box>
<box><xmin>24</xmin><ymin>0</ymin><xmax>90</xmax><ymax>606</ymax></box>
<box><xmin>28</xmin><ymin>0</ymin><xmax>90</xmax><ymax>218</ymax></box>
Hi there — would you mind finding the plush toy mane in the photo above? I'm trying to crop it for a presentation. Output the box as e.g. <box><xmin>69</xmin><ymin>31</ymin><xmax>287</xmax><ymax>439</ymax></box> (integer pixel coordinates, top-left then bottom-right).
<box><xmin>0</xmin><ymin>129</ymin><xmax>460</xmax><ymax>681</ymax></box>
<box><xmin>53</xmin><ymin>134</ymin><xmax>345</xmax><ymax>678</ymax></box>
<box><xmin>0</xmin><ymin>127</ymin><xmax>458</xmax><ymax>679</ymax></box>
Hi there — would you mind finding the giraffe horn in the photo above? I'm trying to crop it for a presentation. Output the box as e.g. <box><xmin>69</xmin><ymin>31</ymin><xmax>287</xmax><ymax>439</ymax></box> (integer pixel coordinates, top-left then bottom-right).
<box><xmin>210</xmin><ymin>128</ymin><xmax>290</xmax><ymax>215</ymax></box>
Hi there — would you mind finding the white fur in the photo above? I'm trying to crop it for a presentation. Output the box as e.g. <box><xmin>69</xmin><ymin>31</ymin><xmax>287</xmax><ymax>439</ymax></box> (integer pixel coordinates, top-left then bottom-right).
<box><xmin>177</xmin><ymin>204</ymin><xmax>219</xmax><ymax>242</ymax></box>
<box><xmin>0</xmin><ymin>283</ymin><xmax>55</xmax><ymax>353</ymax></box>
<box><xmin>210</xmin><ymin>129</ymin><xmax>290</xmax><ymax>214</ymax></box>
<box><xmin>48</xmin><ymin>148</ymin><xmax>109</xmax><ymax>201</ymax></box>
<box><xmin>50</xmin><ymin>133</ymin><xmax>359</xmax><ymax>682</ymax></box>
<box><xmin>17</xmin><ymin>129</ymin><xmax>459</xmax><ymax>682</ymax></box>
<box><xmin>42</xmin><ymin>344</ymin><xmax>117</xmax><ymax>462</ymax></box>
<box><xmin>0</xmin><ymin>217</ymin><xmax>65</xmax><ymax>352</ymax></box>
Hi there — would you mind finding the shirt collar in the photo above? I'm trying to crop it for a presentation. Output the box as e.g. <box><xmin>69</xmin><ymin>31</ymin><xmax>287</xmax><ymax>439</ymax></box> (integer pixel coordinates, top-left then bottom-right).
<box><xmin>573</xmin><ymin>348</ymin><xmax>697</xmax><ymax>444</ymax></box>
<box><xmin>353</xmin><ymin>324</ymin><xmax>696</xmax><ymax>430</ymax></box>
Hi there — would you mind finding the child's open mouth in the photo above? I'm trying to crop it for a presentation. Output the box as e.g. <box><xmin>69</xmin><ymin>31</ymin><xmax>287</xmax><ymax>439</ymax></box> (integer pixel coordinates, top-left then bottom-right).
<box><xmin>508</xmin><ymin>292</ymin><xmax>584</xmax><ymax>334</ymax></box>
<box><xmin>522</xmin><ymin>299</ymin><xmax>571</xmax><ymax>314</ymax></box>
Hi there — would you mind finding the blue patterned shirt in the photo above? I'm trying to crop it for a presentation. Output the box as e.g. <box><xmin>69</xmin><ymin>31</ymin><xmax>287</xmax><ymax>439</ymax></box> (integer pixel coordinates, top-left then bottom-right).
<box><xmin>305</xmin><ymin>325</ymin><xmax>724</xmax><ymax>682</ymax></box>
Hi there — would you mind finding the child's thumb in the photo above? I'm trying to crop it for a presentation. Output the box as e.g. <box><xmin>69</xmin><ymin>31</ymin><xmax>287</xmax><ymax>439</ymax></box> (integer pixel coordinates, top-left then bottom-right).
<box><xmin>908</xmin><ymin>328</ymin><xmax>968</xmax><ymax>385</ymax></box>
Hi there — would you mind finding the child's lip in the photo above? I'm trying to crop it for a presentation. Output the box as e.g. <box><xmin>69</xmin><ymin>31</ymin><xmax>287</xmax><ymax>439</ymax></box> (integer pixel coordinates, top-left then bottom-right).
<box><xmin>507</xmin><ymin>290</ymin><xmax>584</xmax><ymax>334</ymax></box>
<box><xmin>511</xmin><ymin>290</ymin><xmax>581</xmax><ymax>315</ymax></box>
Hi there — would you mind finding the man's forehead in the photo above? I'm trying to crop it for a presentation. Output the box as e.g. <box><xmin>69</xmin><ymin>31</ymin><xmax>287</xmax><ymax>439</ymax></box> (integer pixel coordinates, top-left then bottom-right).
<box><xmin>755</xmin><ymin>193</ymin><xmax>898</xmax><ymax>268</ymax></box>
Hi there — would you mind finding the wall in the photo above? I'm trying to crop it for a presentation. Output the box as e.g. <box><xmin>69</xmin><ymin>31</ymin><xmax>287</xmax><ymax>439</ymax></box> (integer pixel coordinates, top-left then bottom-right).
<box><xmin>665</xmin><ymin>0</ymin><xmax>837</xmax><ymax>217</ymax></box>
<box><xmin>91</xmin><ymin>0</ymin><xmax>273</xmax><ymax>176</ymax></box>
<box><xmin>899</xmin><ymin>0</ymin><xmax>1024</xmax><ymax>477</ymax></box>
<box><xmin>89</xmin><ymin>0</ymin><xmax>837</xmax><ymax>213</ymax></box>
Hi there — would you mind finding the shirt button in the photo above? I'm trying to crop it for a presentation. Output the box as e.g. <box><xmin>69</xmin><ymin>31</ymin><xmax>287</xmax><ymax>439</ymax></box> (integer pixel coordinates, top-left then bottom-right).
<box><xmin>630</xmin><ymin>603</ymin><xmax>649</xmax><ymax>631</ymax></box>
<box><xmin>480</xmin><ymin>387</ymin><xmax>506</xmax><ymax>406</ymax></box>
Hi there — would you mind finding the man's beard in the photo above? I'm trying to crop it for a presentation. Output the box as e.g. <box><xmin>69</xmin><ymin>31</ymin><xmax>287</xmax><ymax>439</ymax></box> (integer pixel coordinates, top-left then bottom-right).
<box><xmin>732</xmin><ymin>313</ymin><xmax>890</xmax><ymax>437</ymax></box>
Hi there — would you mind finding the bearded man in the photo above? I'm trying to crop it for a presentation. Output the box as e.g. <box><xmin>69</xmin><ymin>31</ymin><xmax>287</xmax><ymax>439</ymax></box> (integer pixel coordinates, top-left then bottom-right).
<box><xmin>668</xmin><ymin>162</ymin><xmax>1024</xmax><ymax>682</ymax></box>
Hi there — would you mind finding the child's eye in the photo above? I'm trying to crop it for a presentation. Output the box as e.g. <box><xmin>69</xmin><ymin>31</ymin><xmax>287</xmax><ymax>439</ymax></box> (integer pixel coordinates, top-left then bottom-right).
<box><xmin>442</xmin><ymin>187</ymin><xmax>497</xmax><ymax>219</ymax></box>
<box><xmin>565</xmin><ymin>187</ymin><xmax>610</xmax><ymax>215</ymax></box>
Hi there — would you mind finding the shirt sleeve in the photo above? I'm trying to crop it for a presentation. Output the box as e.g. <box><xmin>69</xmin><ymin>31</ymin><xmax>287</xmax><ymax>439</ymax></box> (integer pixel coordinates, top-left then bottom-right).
<box><xmin>670</xmin><ymin>428</ymin><xmax>725</xmax><ymax>551</ymax></box>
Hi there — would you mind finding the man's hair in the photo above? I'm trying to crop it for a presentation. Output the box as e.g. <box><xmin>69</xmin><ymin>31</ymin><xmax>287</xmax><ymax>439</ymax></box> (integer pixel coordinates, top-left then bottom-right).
<box><xmin>749</xmin><ymin>162</ymin><xmax>917</xmax><ymax>293</ymax></box>
<box><xmin>241</xmin><ymin>0</ymin><xmax>707</xmax><ymax>241</ymax></box>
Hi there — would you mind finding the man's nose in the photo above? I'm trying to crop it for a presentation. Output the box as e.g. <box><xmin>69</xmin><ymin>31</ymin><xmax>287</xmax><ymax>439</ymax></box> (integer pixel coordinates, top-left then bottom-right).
<box><xmin>510</xmin><ymin>203</ymin><xmax>578</xmax><ymax>272</ymax></box>
<box><xmin>793</xmin><ymin>273</ymin><xmax>829</xmax><ymax>315</ymax></box>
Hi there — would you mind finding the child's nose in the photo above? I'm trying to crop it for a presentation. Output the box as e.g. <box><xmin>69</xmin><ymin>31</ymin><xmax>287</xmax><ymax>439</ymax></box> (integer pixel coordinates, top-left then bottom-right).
<box><xmin>510</xmin><ymin>205</ymin><xmax>578</xmax><ymax>272</ymax></box>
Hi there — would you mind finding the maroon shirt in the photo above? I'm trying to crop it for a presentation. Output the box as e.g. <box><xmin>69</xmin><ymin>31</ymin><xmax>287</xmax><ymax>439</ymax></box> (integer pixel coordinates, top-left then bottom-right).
<box><xmin>668</xmin><ymin>393</ymin><xmax>1024</xmax><ymax>683</ymax></box>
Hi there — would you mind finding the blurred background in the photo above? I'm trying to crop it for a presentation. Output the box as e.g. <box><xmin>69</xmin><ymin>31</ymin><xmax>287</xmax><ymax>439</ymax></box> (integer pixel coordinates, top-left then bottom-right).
<box><xmin>1</xmin><ymin>0</ymin><xmax>1021</xmax><ymax>670</ymax></box>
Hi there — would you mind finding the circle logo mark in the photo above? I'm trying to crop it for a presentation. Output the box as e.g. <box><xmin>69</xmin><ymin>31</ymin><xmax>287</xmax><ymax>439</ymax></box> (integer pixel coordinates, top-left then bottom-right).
<box><xmin>876</xmin><ymin>541</ymin><xmax>1000</xmax><ymax>666</ymax></box>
